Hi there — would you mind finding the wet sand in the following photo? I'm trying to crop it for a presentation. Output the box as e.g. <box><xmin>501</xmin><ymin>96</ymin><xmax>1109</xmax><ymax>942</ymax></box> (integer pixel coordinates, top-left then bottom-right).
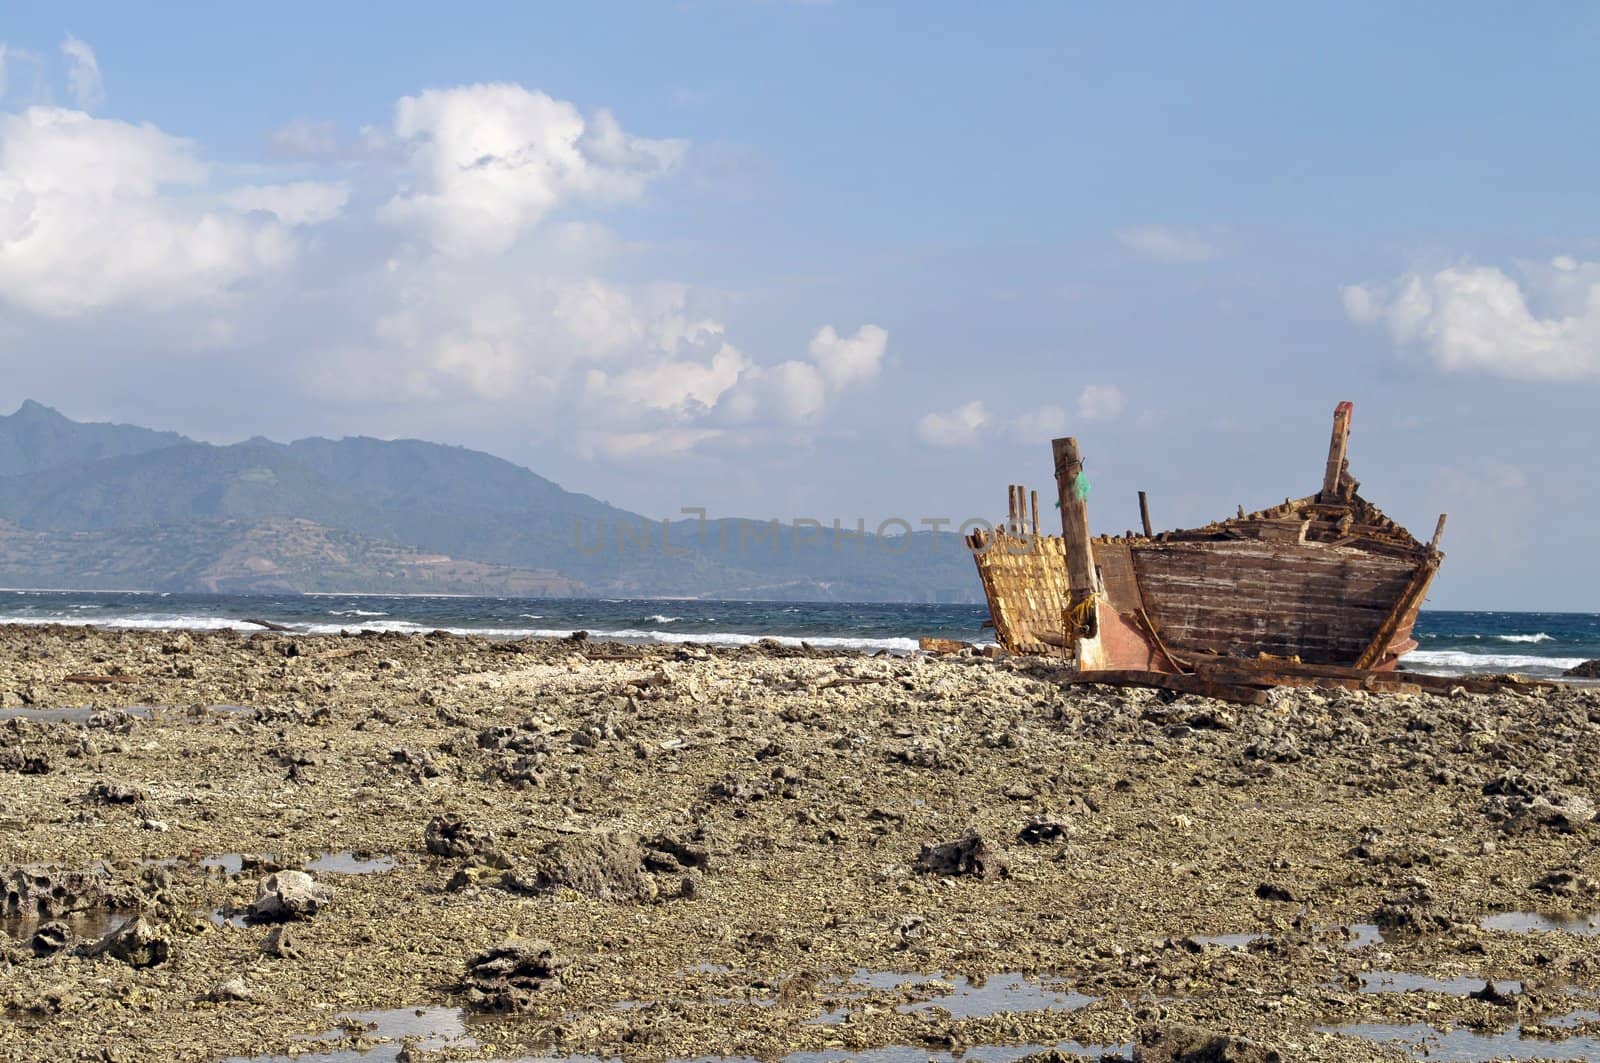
<box><xmin>4</xmin><ymin>625</ymin><xmax>1600</xmax><ymax>1062</ymax></box>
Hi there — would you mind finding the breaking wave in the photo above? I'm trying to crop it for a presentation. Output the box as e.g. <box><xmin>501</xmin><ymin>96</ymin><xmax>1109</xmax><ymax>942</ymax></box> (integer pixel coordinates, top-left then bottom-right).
<box><xmin>1406</xmin><ymin>650</ymin><xmax>1588</xmax><ymax>674</ymax></box>
<box><xmin>1494</xmin><ymin>633</ymin><xmax>1553</xmax><ymax>643</ymax></box>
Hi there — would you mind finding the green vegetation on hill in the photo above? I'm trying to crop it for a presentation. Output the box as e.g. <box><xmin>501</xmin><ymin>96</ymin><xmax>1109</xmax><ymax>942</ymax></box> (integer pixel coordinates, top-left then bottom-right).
<box><xmin>0</xmin><ymin>402</ymin><xmax>984</xmax><ymax>602</ymax></box>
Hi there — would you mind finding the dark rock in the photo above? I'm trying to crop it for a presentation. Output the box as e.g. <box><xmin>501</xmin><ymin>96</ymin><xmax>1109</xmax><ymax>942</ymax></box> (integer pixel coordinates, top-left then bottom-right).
<box><xmin>0</xmin><ymin>748</ymin><xmax>50</xmax><ymax>774</ymax></box>
<box><xmin>1374</xmin><ymin>884</ymin><xmax>1461</xmax><ymax>935</ymax></box>
<box><xmin>87</xmin><ymin>781</ymin><xmax>142</xmax><ymax>804</ymax></box>
<box><xmin>29</xmin><ymin>920</ymin><xmax>73</xmax><ymax>957</ymax></box>
<box><xmin>505</xmin><ymin>831</ymin><xmax>656</xmax><ymax>902</ymax></box>
<box><xmin>424</xmin><ymin>813</ymin><xmax>492</xmax><ymax>858</ymax></box>
<box><xmin>260</xmin><ymin>924</ymin><xmax>304</xmax><ymax>959</ymax></box>
<box><xmin>1564</xmin><ymin>659</ymin><xmax>1600</xmax><ymax>678</ymax></box>
<box><xmin>84</xmin><ymin>916</ymin><xmax>171</xmax><ymax>967</ymax></box>
<box><xmin>2</xmin><ymin>864</ymin><xmax>114</xmax><ymax>919</ymax></box>
<box><xmin>1134</xmin><ymin>1023</ymin><xmax>1282</xmax><ymax>1062</ymax></box>
<box><xmin>1532</xmin><ymin>870</ymin><xmax>1598</xmax><ymax>898</ymax></box>
<box><xmin>461</xmin><ymin>938</ymin><xmax>564</xmax><ymax>1011</ymax></box>
<box><xmin>914</xmin><ymin>833</ymin><xmax>1008</xmax><ymax>880</ymax></box>
<box><xmin>1017</xmin><ymin>817</ymin><xmax>1071</xmax><ymax>845</ymax></box>
<box><xmin>1254</xmin><ymin>882</ymin><xmax>1296</xmax><ymax>903</ymax></box>
<box><xmin>1468</xmin><ymin>980</ymin><xmax>1517</xmax><ymax>1006</ymax></box>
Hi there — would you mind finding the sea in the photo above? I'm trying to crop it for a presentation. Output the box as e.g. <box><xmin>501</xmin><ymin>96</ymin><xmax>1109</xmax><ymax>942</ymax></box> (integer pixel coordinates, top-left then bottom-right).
<box><xmin>1</xmin><ymin>591</ymin><xmax>1596</xmax><ymax>680</ymax></box>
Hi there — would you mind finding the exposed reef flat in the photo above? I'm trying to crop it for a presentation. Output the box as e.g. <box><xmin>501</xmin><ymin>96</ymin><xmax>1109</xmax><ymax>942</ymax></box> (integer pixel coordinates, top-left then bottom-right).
<box><xmin>4</xmin><ymin>625</ymin><xmax>1600</xmax><ymax>1061</ymax></box>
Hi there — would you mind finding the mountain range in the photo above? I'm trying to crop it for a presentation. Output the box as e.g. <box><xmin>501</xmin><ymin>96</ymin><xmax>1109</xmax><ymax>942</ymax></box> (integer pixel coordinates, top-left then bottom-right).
<box><xmin>0</xmin><ymin>401</ymin><xmax>983</xmax><ymax>602</ymax></box>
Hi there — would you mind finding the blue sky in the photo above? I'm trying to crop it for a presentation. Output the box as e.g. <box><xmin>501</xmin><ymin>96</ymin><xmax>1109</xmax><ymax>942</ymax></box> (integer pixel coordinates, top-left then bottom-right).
<box><xmin>1</xmin><ymin>3</ymin><xmax>1598</xmax><ymax>608</ymax></box>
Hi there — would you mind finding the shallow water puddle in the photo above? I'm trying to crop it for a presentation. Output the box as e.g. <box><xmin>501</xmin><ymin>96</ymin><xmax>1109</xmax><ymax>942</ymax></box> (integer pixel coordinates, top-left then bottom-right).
<box><xmin>0</xmin><ymin>706</ymin><xmax>152</xmax><ymax>723</ymax></box>
<box><xmin>1324</xmin><ymin>1013</ymin><xmax>1600</xmax><ymax>1061</ymax></box>
<box><xmin>1358</xmin><ymin>971</ymin><xmax>1521</xmax><ymax>996</ymax></box>
<box><xmin>1346</xmin><ymin>922</ymin><xmax>1384</xmax><ymax>948</ymax></box>
<box><xmin>0</xmin><ymin>907</ymin><xmax>133</xmax><ymax>941</ymax></box>
<box><xmin>812</xmin><ymin>969</ymin><xmax>1095</xmax><ymax>1025</ymax></box>
<box><xmin>305</xmin><ymin>851</ymin><xmax>398</xmax><ymax>875</ymax></box>
<box><xmin>1482</xmin><ymin>911</ymin><xmax>1600</xmax><ymax>936</ymax></box>
<box><xmin>783</xmin><ymin>1041</ymin><xmax>1130</xmax><ymax>1062</ymax></box>
<box><xmin>1193</xmin><ymin>933</ymin><xmax>1266</xmax><ymax>950</ymax></box>
<box><xmin>227</xmin><ymin>1005</ymin><xmax>477</xmax><ymax>1062</ymax></box>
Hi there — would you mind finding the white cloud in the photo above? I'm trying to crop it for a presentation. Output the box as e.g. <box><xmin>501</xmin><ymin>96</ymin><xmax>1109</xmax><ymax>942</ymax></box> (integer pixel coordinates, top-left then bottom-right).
<box><xmin>1343</xmin><ymin>257</ymin><xmax>1600</xmax><ymax>379</ymax></box>
<box><xmin>266</xmin><ymin>118</ymin><xmax>340</xmax><ymax>160</ymax></box>
<box><xmin>224</xmin><ymin>181</ymin><xmax>349</xmax><ymax>225</ymax></box>
<box><xmin>807</xmin><ymin>323</ymin><xmax>886</xmax><ymax>390</ymax></box>
<box><xmin>0</xmin><ymin>107</ymin><xmax>295</xmax><ymax>316</ymax></box>
<box><xmin>916</xmin><ymin>400</ymin><xmax>989</xmax><ymax>448</ymax></box>
<box><xmin>585</xmin><ymin>342</ymin><xmax>749</xmax><ymax>417</ymax></box>
<box><xmin>59</xmin><ymin>36</ymin><xmax>103</xmax><ymax>109</ymax></box>
<box><xmin>1011</xmin><ymin>404</ymin><xmax>1067</xmax><ymax>442</ymax></box>
<box><xmin>1076</xmin><ymin>383</ymin><xmax>1124</xmax><ymax>422</ymax></box>
<box><xmin>381</xmin><ymin>84</ymin><xmax>685</xmax><ymax>257</ymax></box>
<box><xmin>1116</xmin><ymin>224</ymin><xmax>1225</xmax><ymax>264</ymax></box>
<box><xmin>578</xmin><ymin>427</ymin><xmax>723</xmax><ymax>462</ymax></box>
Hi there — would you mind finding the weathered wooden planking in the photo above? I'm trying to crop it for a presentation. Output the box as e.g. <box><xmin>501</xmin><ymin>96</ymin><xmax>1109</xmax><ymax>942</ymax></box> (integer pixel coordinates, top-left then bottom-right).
<box><xmin>1131</xmin><ymin>540</ymin><xmax>1417</xmax><ymax>663</ymax></box>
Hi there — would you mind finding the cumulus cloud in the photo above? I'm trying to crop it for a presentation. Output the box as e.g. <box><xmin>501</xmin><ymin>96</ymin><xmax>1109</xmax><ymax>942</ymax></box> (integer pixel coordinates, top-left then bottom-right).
<box><xmin>807</xmin><ymin>323</ymin><xmax>886</xmax><ymax>390</ymax></box>
<box><xmin>585</xmin><ymin>343</ymin><xmax>749</xmax><ymax>417</ymax></box>
<box><xmin>1343</xmin><ymin>257</ymin><xmax>1600</xmax><ymax>379</ymax></box>
<box><xmin>381</xmin><ymin>84</ymin><xmax>686</xmax><ymax>257</ymax></box>
<box><xmin>916</xmin><ymin>400</ymin><xmax>989</xmax><ymax>448</ymax></box>
<box><xmin>0</xmin><ymin>54</ymin><xmax>889</xmax><ymax>467</ymax></box>
<box><xmin>0</xmin><ymin>107</ymin><xmax>295</xmax><ymax>316</ymax></box>
<box><xmin>59</xmin><ymin>36</ymin><xmax>103</xmax><ymax>109</ymax></box>
<box><xmin>224</xmin><ymin>181</ymin><xmax>349</xmax><ymax>225</ymax></box>
<box><xmin>1076</xmin><ymin>383</ymin><xmax>1124</xmax><ymax>422</ymax></box>
<box><xmin>1116</xmin><ymin>224</ymin><xmax>1225</xmax><ymax>264</ymax></box>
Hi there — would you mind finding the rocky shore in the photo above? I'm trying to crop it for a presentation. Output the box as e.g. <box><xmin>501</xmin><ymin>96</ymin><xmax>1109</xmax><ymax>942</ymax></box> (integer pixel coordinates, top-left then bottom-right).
<box><xmin>4</xmin><ymin>625</ymin><xmax>1600</xmax><ymax>1062</ymax></box>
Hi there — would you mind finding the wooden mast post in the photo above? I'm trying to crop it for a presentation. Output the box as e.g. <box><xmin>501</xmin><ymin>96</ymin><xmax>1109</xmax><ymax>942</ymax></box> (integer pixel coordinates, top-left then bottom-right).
<box><xmin>1053</xmin><ymin>437</ymin><xmax>1097</xmax><ymax>640</ymax></box>
<box><xmin>1138</xmin><ymin>490</ymin><xmax>1153</xmax><ymax>538</ymax></box>
<box><xmin>1320</xmin><ymin>401</ymin><xmax>1354</xmax><ymax>502</ymax></box>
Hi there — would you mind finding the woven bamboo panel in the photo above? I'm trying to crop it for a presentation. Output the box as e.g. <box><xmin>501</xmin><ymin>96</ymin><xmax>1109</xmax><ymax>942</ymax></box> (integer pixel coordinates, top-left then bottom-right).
<box><xmin>968</xmin><ymin>530</ymin><xmax>1069</xmax><ymax>655</ymax></box>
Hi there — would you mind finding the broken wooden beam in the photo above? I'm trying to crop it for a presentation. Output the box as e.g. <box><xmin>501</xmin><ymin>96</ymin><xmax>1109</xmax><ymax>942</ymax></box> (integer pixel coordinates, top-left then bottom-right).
<box><xmin>1138</xmin><ymin>490</ymin><xmax>1153</xmax><ymax>538</ymax></box>
<box><xmin>243</xmin><ymin>617</ymin><xmax>293</xmax><ymax>632</ymax></box>
<box><xmin>1320</xmin><ymin>401</ymin><xmax>1354</xmax><ymax>502</ymax></box>
<box><xmin>1058</xmin><ymin>669</ymin><xmax>1268</xmax><ymax>706</ymax></box>
<box><xmin>63</xmin><ymin>674</ymin><xmax>140</xmax><ymax>685</ymax></box>
<box><xmin>918</xmin><ymin>637</ymin><xmax>972</xmax><ymax>655</ymax></box>
<box><xmin>1430</xmin><ymin>513</ymin><xmax>1448</xmax><ymax>551</ymax></box>
<box><xmin>1052</xmin><ymin>437</ymin><xmax>1097</xmax><ymax>639</ymax></box>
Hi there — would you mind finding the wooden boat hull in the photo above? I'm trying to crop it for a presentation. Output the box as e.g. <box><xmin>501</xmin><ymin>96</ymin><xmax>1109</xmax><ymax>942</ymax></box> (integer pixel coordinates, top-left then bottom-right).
<box><xmin>968</xmin><ymin>403</ymin><xmax>1443</xmax><ymax>674</ymax></box>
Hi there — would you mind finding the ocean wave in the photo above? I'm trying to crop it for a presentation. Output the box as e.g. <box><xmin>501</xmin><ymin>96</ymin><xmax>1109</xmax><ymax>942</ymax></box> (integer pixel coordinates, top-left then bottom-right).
<box><xmin>0</xmin><ymin>614</ymin><xmax>266</xmax><ymax>631</ymax></box>
<box><xmin>644</xmin><ymin>615</ymin><xmax>681</xmax><ymax>624</ymax></box>
<box><xmin>1406</xmin><ymin>650</ymin><xmax>1588</xmax><ymax>673</ymax></box>
<box><xmin>519</xmin><ymin>614</ymin><xmax>544</xmax><ymax>620</ymax></box>
<box><xmin>329</xmin><ymin>609</ymin><xmax>388</xmax><ymax>617</ymax></box>
<box><xmin>1494</xmin><ymin>633</ymin><xmax>1552</xmax><ymax>643</ymax></box>
<box><xmin>294</xmin><ymin>620</ymin><xmax>919</xmax><ymax>652</ymax></box>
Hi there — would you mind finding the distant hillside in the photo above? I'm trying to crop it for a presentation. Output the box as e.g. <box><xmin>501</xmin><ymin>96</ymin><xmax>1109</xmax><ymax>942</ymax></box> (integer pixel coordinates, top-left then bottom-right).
<box><xmin>0</xmin><ymin>400</ymin><xmax>191</xmax><ymax>477</ymax></box>
<box><xmin>0</xmin><ymin>401</ymin><xmax>984</xmax><ymax>602</ymax></box>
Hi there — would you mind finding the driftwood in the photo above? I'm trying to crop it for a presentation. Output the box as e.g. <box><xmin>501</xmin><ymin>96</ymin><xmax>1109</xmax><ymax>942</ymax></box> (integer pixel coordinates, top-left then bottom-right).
<box><xmin>63</xmin><ymin>674</ymin><xmax>139</xmax><ymax>685</ymax></box>
<box><xmin>1191</xmin><ymin>657</ymin><xmax>1555</xmax><ymax>697</ymax></box>
<box><xmin>918</xmin><ymin>637</ymin><xmax>972</xmax><ymax>655</ymax></box>
<box><xmin>1058</xmin><ymin>669</ymin><xmax>1268</xmax><ymax>707</ymax></box>
<box><xmin>243</xmin><ymin>618</ymin><xmax>293</xmax><ymax>632</ymax></box>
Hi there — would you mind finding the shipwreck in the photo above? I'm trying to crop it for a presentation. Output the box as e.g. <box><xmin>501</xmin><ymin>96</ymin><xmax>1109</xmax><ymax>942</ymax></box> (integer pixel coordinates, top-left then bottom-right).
<box><xmin>961</xmin><ymin>402</ymin><xmax>1489</xmax><ymax>702</ymax></box>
